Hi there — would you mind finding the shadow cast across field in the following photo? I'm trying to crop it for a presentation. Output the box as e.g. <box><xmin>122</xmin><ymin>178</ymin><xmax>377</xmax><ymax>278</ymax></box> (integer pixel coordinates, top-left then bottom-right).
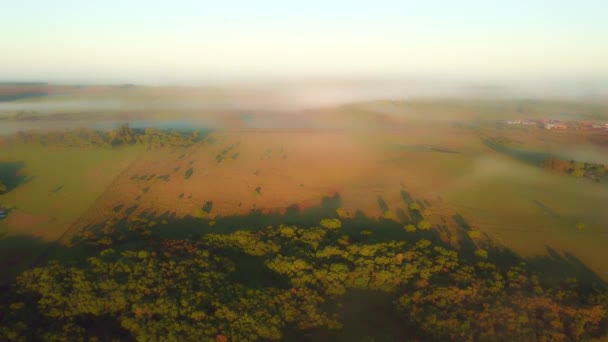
<box><xmin>398</xmin><ymin>144</ymin><xmax>460</xmax><ymax>154</ymax></box>
<box><xmin>451</xmin><ymin>213</ymin><xmax>606</xmax><ymax>290</ymax></box>
<box><xmin>482</xmin><ymin>138</ymin><xmax>551</xmax><ymax>168</ymax></box>
<box><xmin>284</xmin><ymin>289</ymin><xmax>421</xmax><ymax>342</ymax></box>
<box><xmin>0</xmin><ymin>234</ymin><xmax>70</xmax><ymax>284</ymax></box>
<box><xmin>144</xmin><ymin>193</ymin><xmax>449</xmax><ymax>249</ymax></box>
<box><xmin>8</xmin><ymin>187</ymin><xmax>603</xmax><ymax>296</ymax></box>
<box><xmin>58</xmin><ymin>193</ymin><xmax>464</xmax><ymax>340</ymax></box>
<box><xmin>0</xmin><ymin>161</ymin><xmax>31</xmax><ymax>193</ymax></box>
<box><xmin>450</xmin><ymin>213</ymin><xmax>522</xmax><ymax>268</ymax></box>
<box><xmin>66</xmin><ymin>192</ymin><xmax>607</xmax><ymax>290</ymax></box>
<box><xmin>531</xmin><ymin>199</ymin><xmax>563</xmax><ymax>220</ymax></box>
<box><xmin>143</xmin><ymin>199</ymin><xmax>605</xmax><ymax>339</ymax></box>
<box><xmin>527</xmin><ymin>246</ymin><xmax>606</xmax><ymax>291</ymax></box>
<box><xmin>4</xmin><ymin>192</ymin><xmax>607</xmax><ymax>341</ymax></box>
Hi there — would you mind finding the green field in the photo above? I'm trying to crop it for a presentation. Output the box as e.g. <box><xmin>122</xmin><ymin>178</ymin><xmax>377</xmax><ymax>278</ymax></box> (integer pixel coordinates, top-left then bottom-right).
<box><xmin>0</xmin><ymin>145</ymin><xmax>142</xmax><ymax>279</ymax></box>
<box><xmin>1</xmin><ymin>93</ymin><xmax>608</xmax><ymax>340</ymax></box>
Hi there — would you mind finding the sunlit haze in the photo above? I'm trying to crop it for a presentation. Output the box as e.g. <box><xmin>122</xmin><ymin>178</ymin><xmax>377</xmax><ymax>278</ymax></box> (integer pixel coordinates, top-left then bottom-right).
<box><xmin>2</xmin><ymin>2</ymin><xmax>608</xmax><ymax>341</ymax></box>
<box><xmin>2</xmin><ymin>0</ymin><xmax>608</xmax><ymax>84</ymax></box>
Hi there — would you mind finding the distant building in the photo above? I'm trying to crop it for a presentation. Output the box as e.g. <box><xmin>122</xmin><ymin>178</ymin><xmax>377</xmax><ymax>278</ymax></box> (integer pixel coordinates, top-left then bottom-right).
<box><xmin>579</xmin><ymin>120</ymin><xmax>592</xmax><ymax>126</ymax></box>
<box><xmin>505</xmin><ymin>119</ymin><xmax>536</xmax><ymax>126</ymax></box>
<box><xmin>544</xmin><ymin>122</ymin><xmax>567</xmax><ymax>130</ymax></box>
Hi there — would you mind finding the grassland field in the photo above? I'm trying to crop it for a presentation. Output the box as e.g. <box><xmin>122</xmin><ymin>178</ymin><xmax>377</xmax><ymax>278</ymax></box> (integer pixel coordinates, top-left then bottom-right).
<box><xmin>1</xmin><ymin>93</ymin><xmax>608</xmax><ymax>282</ymax></box>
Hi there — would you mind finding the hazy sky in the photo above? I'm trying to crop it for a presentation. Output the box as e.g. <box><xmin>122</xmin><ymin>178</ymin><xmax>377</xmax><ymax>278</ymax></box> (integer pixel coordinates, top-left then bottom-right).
<box><xmin>2</xmin><ymin>1</ymin><xmax>607</xmax><ymax>84</ymax></box>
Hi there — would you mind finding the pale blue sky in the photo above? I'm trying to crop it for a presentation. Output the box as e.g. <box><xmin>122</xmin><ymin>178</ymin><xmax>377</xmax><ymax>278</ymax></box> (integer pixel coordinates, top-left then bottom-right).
<box><xmin>2</xmin><ymin>1</ymin><xmax>607</xmax><ymax>83</ymax></box>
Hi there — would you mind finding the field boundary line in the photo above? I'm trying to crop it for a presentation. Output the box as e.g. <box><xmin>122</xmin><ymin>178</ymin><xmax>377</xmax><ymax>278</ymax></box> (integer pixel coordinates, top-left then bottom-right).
<box><xmin>32</xmin><ymin>148</ymin><xmax>146</xmax><ymax>266</ymax></box>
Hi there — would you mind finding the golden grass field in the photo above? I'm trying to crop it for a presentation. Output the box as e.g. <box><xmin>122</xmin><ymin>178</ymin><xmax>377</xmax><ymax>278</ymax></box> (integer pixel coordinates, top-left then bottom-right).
<box><xmin>1</xmin><ymin>94</ymin><xmax>608</xmax><ymax>280</ymax></box>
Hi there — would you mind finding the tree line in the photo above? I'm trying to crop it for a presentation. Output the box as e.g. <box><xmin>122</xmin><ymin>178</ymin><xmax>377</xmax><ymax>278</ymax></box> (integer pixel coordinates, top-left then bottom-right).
<box><xmin>0</xmin><ymin>124</ymin><xmax>210</xmax><ymax>149</ymax></box>
<box><xmin>544</xmin><ymin>157</ymin><xmax>607</xmax><ymax>182</ymax></box>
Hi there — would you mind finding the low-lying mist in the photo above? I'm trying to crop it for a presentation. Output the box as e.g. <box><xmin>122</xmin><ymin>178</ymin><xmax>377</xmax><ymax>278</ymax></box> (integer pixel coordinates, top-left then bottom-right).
<box><xmin>2</xmin><ymin>78</ymin><xmax>607</xmax><ymax>116</ymax></box>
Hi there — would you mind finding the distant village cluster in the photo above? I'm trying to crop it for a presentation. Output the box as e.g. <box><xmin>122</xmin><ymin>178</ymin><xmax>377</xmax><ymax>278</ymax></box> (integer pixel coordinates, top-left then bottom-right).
<box><xmin>501</xmin><ymin>119</ymin><xmax>608</xmax><ymax>131</ymax></box>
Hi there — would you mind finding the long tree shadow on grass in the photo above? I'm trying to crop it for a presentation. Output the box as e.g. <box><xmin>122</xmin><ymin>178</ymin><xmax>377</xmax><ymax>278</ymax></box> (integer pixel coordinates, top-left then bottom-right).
<box><xmin>284</xmin><ymin>289</ymin><xmax>421</xmax><ymax>342</ymax></box>
<box><xmin>12</xmin><ymin>191</ymin><xmax>608</xmax><ymax>341</ymax></box>
<box><xmin>58</xmin><ymin>193</ymin><xmax>459</xmax><ymax>341</ymax></box>
<box><xmin>482</xmin><ymin>138</ymin><xmax>552</xmax><ymax>168</ymax></box>
<box><xmin>22</xmin><ymin>189</ymin><xmax>602</xmax><ymax>297</ymax></box>
<box><xmin>66</xmin><ymin>192</ymin><xmax>606</xmax><ymax>289</ymax></box>
<box><xmin>527</xmin><ymin>246</ymin><xmax>606</xmax><ymax>291</ymax></box>
<box><xmin>451</xmin><ymin>213</ymin><xmax>522</xmax><ymax>272</ymax></box>
<box><xmin>0</xmin><ymin>161</ymin><xmax>31</xmax><ymax>193</ymax></box>
<box><xmin>145</xmin><ymin>193</ymin><xmax>448</xmax><ymax>248</ymax></box>
<box><xmin>0</xmin><ymin>235</ymin><xmax>71</xmax><ymax>285</ymax></box>
<box><xmin>531</xmin><ymin>199</ymin><xmax>563</xmax><ymax>220</ymax></box>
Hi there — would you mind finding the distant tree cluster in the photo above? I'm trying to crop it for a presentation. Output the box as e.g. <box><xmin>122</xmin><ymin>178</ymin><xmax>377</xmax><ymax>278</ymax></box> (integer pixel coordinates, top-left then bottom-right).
<box><xmin>545</xmin><ymin>157</ymin><xmax>607</xmax><ymax>182</ymax></box>
<box><xmin>0</xmin><ymin>124</ymin><xmax>209</xmax><ymax>149</ymax></box>
<box><xmin>215</xmin><ymin>143</ymin><xmax>239</xmax><ymax>163</ymax></box>
<box><xmin>483</xmin><ymin>136</ymin><xmax>519</xmax><ymax>147</ymax></box>
<box><xmin>1</xmin><ymin>203</ymin><xmax>607</xmax><ymax>341</ymax></box>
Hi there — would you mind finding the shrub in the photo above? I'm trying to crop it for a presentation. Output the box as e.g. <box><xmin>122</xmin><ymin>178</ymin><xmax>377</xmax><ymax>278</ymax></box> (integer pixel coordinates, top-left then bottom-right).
<box><xmin>404</xmin><ymin>224</ymin><xmax>416</xmax><ymax>233</ymax></box>
<box><xmin>468</xmin><ymin>230</ymin><xmax>481</xmax><ymax>239</ymax></box>
<box><xmin>475</xmin><ymin>249</ymin><xmax>488</xmax><ymax>259</ymax></box>
<box><xmin>417</xmin><ymin>220</ymin><xmax>432</xmax><ymax>230</ymax></box>
<box><xmin>320</xmin><ymin>218</ymin><xmax>341</xmax><ymax>229</ymax></box>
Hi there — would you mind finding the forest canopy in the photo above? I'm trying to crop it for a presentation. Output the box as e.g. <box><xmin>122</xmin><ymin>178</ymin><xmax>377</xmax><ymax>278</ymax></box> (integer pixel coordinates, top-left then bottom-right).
<box><xmin>1</xmin><ymin>202</ymin><xmax>607</xmax><ymax>341</ymax></box>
